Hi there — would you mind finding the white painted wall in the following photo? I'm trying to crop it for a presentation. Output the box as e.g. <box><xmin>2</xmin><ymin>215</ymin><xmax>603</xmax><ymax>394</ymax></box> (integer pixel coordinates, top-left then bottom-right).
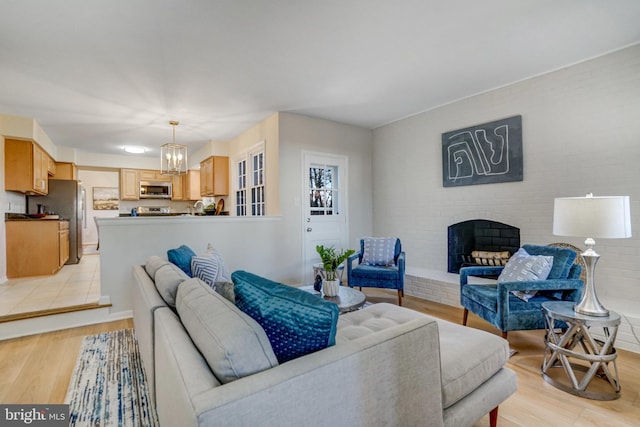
<box><xmin>372</xmin><ymin>45</ymin><xmax>640</xmax><ymax>352</ymax></box>
<box><xmin>77</xmin><ymin>169</ymin><xmax>120</xmax><ymax>247</ymax></box>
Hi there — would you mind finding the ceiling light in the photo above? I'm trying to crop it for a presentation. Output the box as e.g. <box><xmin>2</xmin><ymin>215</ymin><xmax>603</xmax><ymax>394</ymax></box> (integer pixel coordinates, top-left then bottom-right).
<box><xmin>160</xmin><ymin>120</ymin><xmax>188</xmax><ymax>175</ymax></box>
<box><xmin>124</xmin><ymin>145</ymin><xmax>146</xmax><ymax>154</ymax></box>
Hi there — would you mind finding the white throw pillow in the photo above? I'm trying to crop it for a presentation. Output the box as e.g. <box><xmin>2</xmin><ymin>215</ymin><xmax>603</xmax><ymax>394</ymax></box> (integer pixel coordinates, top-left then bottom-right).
<box><xmin>362</xmin><ymin>237</ymin><xmax>397</xmax><ymax>266</ymax></box>
<box><xmin>498</xmin><ymin>248</ymin><xmax>553</xmax><ymax>302</ymax></box>
<box><xmin>191</xmin><ymin>243</ymin><xmax>232</xmax><ymax>289</ymax></box>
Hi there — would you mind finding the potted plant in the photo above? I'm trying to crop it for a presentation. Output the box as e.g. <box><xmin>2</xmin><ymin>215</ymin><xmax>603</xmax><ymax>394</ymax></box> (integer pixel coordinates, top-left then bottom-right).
<box><xmin>315</xmin><ymin>245</ymin><xmax>355</xmax><ymax>296</ymax></box>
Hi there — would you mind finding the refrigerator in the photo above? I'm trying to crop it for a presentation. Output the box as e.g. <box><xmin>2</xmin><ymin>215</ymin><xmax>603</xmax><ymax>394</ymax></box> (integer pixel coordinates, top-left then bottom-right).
<box><xmin>28</xmin><ymin>179</ymin><xmax>84</xmax><ymax>264</ymax></box>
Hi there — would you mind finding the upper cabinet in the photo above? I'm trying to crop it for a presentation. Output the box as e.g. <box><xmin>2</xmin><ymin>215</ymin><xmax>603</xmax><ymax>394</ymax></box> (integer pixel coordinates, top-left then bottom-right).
<box><xmin>171</xmin><ymin>174</ymin><xmax>184</xmax><ymax>200</ymax></box>
<box><xmin>173</xmin><ymin>169</ymin><xmax>200</xmax><ymax>201</ymax></box>
<box><xmin>4</xmin><ymin>138</ymin><xmax>49</xmax><ymax>195</ymax></box>
<box><xmin>120</xmin><ymin>168</ymin><xmax>139</xmax><ymax>200</ymax></box>
<box><xmin>139</xmin><ymin>169</ymin><xmax>171</xmax><ymax>182</ymax></box>
<box><xmin>48</xmin><ymin>156</ymin><xmax>57</xmax><ymax>176</ymax></box>
<box><xmin>53</xmin><ymin>162</ymin><xmax>77</xmax><ymax>180</ymax></box>
<box><xmin>200</xmin><ymin>156</ymin><xmax>229</xmax><ymax>197</ymax></box>
<box><xmin>185</xmin><ymin>170</ymin><xmax>201</xmax><ymax>201</ymax></box>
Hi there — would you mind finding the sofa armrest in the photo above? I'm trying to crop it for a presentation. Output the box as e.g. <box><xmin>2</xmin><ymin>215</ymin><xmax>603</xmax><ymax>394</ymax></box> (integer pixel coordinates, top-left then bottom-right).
<box><xmin>155</xmin><ymin>307</ymin><xmax>445</xmax><ymax>427</ymax></box>
<box><xmin>132</xmin><ymin>265</ymin><xmax>167</xmax><ymax>400</ymax></box>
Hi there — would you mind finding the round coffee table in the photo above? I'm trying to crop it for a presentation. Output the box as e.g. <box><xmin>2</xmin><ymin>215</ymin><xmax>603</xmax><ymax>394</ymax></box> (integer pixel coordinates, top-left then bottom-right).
<box><xmin>299</xmin><ymin>285</ymin><xmax>366</xmax><ymax>314</ymax></box>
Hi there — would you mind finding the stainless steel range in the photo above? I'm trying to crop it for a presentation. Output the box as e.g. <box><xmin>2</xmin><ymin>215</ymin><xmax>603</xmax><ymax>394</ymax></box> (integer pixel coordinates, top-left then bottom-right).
<box><xmin>137</xmin><ymin>206</ymin><xmax>171</xmax><ymax>215</ymax></box>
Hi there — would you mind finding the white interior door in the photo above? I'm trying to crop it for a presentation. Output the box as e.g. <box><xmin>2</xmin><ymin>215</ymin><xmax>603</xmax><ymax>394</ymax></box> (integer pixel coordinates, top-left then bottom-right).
<box><xmin>302</xmin><ymin>152</ymin><xmax>348</xmax><ymax>284</ymax></box>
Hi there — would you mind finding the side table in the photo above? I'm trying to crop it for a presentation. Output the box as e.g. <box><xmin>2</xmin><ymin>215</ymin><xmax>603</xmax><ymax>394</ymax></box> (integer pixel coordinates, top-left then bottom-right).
<box><xmin>299</xmin><ymin>285</ymin><xmax>366</xmax><ymax>314</ymax></box>
<box><xmin>541</xmin><ymin>301</ymin><xmax>621</xmax><ymax>400</ymax></box>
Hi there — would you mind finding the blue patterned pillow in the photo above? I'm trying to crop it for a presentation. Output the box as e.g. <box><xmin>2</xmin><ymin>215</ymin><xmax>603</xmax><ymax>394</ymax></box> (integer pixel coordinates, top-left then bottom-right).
<box><xmin>362</xmin><ymin>237</ymin><xmax>397</xmax><ymax>266</ymax></box>
<box><xmin>232</xmin><ymin>270</ymin><xmax>339</xmax><ymax>363</ymax></box>
<box><xmin>167</xmin><ymin>245</ymin><xmax>196</xmax><ymax>277</ymax></box>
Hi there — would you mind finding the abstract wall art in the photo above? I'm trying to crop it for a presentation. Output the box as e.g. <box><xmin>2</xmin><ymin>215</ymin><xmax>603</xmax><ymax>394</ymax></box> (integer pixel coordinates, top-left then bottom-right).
<box><xmin>442</xmin><ymin>115</ymin><xmax>523</xmax><ymax>187</ymax></box>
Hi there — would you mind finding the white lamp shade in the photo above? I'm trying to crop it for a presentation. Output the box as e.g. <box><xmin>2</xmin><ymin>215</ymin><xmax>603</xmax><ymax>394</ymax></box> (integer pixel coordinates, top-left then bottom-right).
<box><xmin>553</xmin><ymin>195</ymin><xmax>632</xmax><ymax>238</ymax></box>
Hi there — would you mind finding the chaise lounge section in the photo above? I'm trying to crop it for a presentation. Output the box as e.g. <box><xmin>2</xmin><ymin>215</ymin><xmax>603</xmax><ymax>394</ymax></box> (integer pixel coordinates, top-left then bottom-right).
<box><xmin>133</xmin><ymin>257</ymin><xmax>517</xmax><ymax>426</ymax></box>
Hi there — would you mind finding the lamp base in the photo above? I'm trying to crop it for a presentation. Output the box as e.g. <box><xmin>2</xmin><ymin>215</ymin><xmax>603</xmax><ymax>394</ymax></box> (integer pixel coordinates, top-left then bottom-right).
<box><xmin>573</xmin><ymin>302</ymin><xmax>609</xmax><ymax>317</ymax></box>
<box><xmin>574</xmin><ymin>244</ymin><xmax>609</xmax><ymax>317</ymax></box>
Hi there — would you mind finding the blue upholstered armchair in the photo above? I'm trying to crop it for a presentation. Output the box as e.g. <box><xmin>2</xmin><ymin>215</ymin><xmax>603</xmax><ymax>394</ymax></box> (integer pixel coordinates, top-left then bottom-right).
<box><xmin>347</xmin><ymin>238</ymin><xmax>405</xmax><ymax>305</ymax></box>
<box><xmin>460</xmin><ymin>244</ymin><xmax>584</xmax><ymax>338</ymax></box>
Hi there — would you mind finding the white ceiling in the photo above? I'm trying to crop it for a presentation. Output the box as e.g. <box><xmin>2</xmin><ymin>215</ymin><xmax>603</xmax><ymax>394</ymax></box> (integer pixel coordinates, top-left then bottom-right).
<box><xmin>1</xmin><ymin>0</ymin><xmax>640</xmax><ymax>159</ymax></box>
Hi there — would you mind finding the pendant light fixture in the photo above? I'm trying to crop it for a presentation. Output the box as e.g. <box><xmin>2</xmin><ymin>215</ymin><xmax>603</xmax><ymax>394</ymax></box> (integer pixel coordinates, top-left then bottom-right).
<box><xmin>160</xmin><ymin>120</ymin><xmax>188</xmax><ymax>175</ymax></box>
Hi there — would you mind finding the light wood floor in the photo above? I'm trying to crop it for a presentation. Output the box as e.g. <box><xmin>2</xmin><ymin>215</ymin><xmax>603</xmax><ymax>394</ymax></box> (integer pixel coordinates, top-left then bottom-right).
<box><xmin>1</xmin><ymin>289</ymin><xmax>638</xmax><ymax>426</ymax></box>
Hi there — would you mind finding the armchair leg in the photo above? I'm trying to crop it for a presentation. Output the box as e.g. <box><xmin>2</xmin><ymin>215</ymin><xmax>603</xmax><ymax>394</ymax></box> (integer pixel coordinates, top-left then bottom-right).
<box><xmin>462</xmin><ymin>308</ymin><xmax>469</xmax><ymax>326</ymax></box>
<box><xmin>502</xmin><ymin>331</ymin><xmax>508</xmax><ymax>339</ymax></box>
<box><xmin>397</xmin><ymin>290</ymin><xmax>402</xmax><ymax>306</ymax></box>
<box><xmin>489</xmin><ymin>406</ymin><xmax>498</xmax><ymax>427</ymax></box>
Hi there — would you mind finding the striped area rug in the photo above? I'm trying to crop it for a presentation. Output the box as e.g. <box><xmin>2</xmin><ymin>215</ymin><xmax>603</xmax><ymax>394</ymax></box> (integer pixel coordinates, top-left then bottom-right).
<box><xmin>65</xmin><ymin>329</ymin><xmax>159</xmax><ymax>427</ymax></box>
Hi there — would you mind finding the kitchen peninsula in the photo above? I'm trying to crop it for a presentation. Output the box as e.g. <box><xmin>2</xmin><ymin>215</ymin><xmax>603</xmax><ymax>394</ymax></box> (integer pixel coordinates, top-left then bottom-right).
<box><xmin>97</xmin><ymin>214</ymin><xmax>284</xmax><ymax>316</ymax></box>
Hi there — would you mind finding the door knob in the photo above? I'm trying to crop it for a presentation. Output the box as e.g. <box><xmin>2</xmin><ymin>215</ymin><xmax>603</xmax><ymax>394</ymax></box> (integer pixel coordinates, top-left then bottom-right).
<box><xmin>306</xmin><ymin>227</ymin><xmax>312</xmax><ymax>232</ymax></box>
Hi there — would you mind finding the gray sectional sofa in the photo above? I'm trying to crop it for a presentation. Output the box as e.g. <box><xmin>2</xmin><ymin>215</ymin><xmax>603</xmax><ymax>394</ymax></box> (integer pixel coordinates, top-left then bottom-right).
<box><xmin>132</xmin><ymin>257</ymin><xmax>517</xmax><ymax>427</ymax></box>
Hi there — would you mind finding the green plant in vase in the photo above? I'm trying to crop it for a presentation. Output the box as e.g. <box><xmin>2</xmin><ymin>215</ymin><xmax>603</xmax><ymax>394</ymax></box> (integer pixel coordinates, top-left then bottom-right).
<box><xmin>315</xmin><ymin>245</ymin><xmax>355</xmax><ymax>296</ymax></box>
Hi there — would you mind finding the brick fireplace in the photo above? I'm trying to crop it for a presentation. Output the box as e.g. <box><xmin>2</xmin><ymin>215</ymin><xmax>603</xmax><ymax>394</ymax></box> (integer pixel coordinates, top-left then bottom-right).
<box><xmin>447</xmin><ymin>220</ymin><xmax>520</xmax><ymax>274</ymax></box>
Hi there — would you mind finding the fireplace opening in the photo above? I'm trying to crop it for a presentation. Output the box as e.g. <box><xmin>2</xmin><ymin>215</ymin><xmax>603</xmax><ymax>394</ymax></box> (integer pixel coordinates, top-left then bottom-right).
<box><xmin>447</xmin><ymin>220</ymin><xmax>520</xmax><ymax>274</ymax></box>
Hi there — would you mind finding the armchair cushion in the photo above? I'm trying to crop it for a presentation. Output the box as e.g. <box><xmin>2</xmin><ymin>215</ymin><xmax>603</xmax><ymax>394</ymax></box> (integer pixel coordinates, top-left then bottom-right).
<box><xmin>362</xmin><ymin>237</ymin><xmax>397</xmax><ymax>266</ymax></box>
<box><xmin>350</xmin><ymin>264</ymin><xmax>399</xmax><ymax>281</ymax></box>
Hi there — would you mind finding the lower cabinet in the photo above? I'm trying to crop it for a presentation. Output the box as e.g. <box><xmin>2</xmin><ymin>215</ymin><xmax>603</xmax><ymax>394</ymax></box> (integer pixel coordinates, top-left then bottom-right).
<box><xmin>6</xmin><ymin>220</ymin><xmax>70</xmax><ymax>278</ymax></box>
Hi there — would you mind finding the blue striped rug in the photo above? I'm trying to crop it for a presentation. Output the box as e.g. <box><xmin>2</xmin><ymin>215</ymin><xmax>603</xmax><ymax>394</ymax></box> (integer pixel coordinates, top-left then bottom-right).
<box><xmin>65</xmin><ymin>329</ymin><xmax>159</xmax><ymax>427</ymax></box>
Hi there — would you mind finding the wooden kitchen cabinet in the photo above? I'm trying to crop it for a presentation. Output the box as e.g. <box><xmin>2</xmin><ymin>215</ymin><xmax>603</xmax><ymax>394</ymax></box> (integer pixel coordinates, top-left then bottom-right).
<box><xmin>53</xmin><ymin>162</ymin><xmax>77</xmax><ymax>180</ymax></box>
<box><xmin>171</xmin><ymin>170</ymin><xmax>201</xmax><ymax>201</ymax></box>
<box><xmin>5</xmin><ymin>138</ymin><xmax>49</xmax><ymax>195</ymax></box>
<box><xmin>59</xmin><ymin>221</ymin><xmax>70</xmax><ymax>266</ymax></box>
<box><xmin>6</xmin><ymin>220</ymin><xmax>69</xmax><ymax>278</ymax></box>
<box><xmin>139</xmin><ymin>169</ymin><xmax>171</xmax><ymax>182</ymax></box>
<box><xmin>120</xmin><ymin>168</ymin><xmax>139</xmax><ymax>200</ymax></box>
<box><xmin>185</xmin><ymin>170</ymin><xmax>201</xmax><ymax>200</ymax></box>
<box><xmin>48</xmin><ymin>156</ymin><xmax>57</xmax><ymax>176</ymax></box>
<box><xmin>171</xmin><ymin>174</ymin><xmax>184</xmax><ymax>200</ymax></box>
<box><xmin>200</xmin><ymin>156</ymin><xmax>228</xmax><ymax>196</ymax></box>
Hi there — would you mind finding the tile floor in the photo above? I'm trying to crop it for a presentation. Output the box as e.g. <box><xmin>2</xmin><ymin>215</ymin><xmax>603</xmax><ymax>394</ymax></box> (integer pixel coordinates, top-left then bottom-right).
<box><xmin>0</xmin><ymin>253</ymin><xmax>100</xmax><ymax>317</ymax></box>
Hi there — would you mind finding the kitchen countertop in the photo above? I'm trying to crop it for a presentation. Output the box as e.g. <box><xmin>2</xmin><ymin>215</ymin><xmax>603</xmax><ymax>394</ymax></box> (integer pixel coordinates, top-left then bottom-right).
<box><xmin>5</xmin><ymin>214</ymin><xmax>68</xmax><ymax>221</ymax></box>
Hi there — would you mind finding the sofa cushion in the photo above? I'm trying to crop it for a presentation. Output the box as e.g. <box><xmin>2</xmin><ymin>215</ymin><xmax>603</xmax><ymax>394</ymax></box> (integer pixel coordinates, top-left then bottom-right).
<box><xmin>145</xmin><ymin>255</ymin><xmax>170</xmax><ymax>279</ymax></box>
<box><xmin>436</xmin><ymin>319</ymin><xmax>510</xmax><ymax>409</ymax></box>
<box><xmin>167</xmin><ymin>244</ymin><xmax>196</xmax><ymax>277</ymax></box>
<box><xmin>232</xmin><ymin>270</ymin><xmax>339</xmax><ymax>363</ymax></box>
<box><xmin>176</xmin><ymin>278</ymin><xmax>278</xmax><ymax>384</ymax></box>
<box><xmin>155</xmin><ymin>263</ymin><xmax>190</xmax><ymax>307</ymax></box>
<box><xmin>339</xmin><ymin>304</ymin><xmax>510</xmax><ymax>409</ymax></box>
<box><xmin>337</xmin><ymin>302</ymin><xmax>426</xmax><ymax>343</ymax></box>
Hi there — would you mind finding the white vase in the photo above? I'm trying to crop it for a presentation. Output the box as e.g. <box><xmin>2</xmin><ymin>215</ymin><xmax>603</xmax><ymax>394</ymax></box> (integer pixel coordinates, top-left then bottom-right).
<box><xmin>323</xmin><ymin>279</ymin><xmax>340</xmax><ymax>297</ymax></box>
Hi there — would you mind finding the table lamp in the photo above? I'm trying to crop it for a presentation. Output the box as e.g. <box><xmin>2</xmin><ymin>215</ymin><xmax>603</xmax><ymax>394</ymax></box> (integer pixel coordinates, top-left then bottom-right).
<box><xmin>553</xmin><ymin>194</ymin><xmax>631</xmax><ymax>316</ymax></box>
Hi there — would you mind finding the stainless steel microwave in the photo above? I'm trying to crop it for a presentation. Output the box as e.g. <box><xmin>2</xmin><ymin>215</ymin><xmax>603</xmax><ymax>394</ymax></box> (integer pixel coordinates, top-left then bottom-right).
<box><xmin>139</xmin><ymin>181</ymin><xmax>172</xmax><ymax>199</ymax></box>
